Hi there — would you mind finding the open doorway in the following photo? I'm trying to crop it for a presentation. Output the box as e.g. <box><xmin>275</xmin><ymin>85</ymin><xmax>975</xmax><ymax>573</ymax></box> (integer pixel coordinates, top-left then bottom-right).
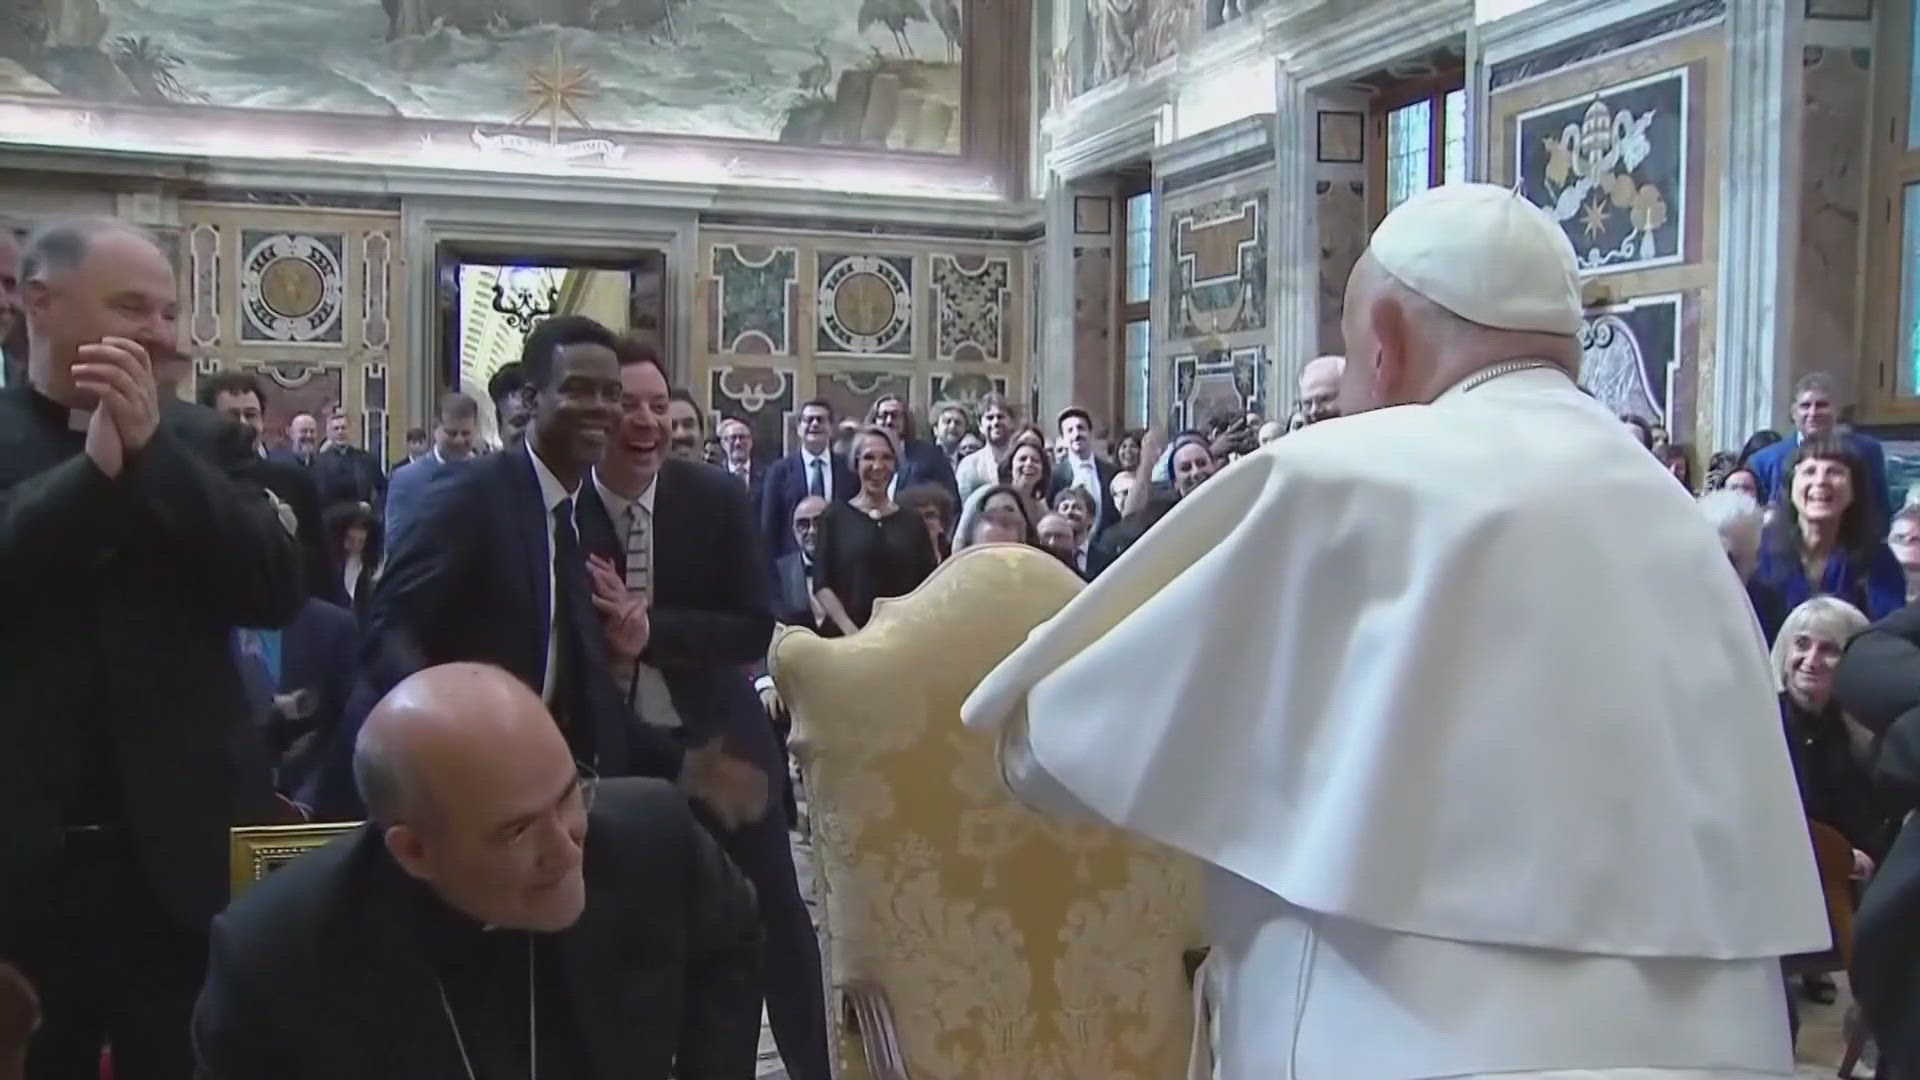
<box><xmin>434</xmin><ymin>245</ymin><xmax>666</xmax><ymax>447</ymax></box>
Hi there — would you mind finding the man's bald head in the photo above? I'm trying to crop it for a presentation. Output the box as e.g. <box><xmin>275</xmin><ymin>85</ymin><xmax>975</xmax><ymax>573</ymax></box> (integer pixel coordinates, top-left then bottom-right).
<box><xmin>1337</xmin><ymin>251</ymin><xmax>1579</xmax><ymax>416</ymax></box>
<box><xmin>1297</xmin><ymin>355</ymin><xmax>1345</xmax><ymax>425</ymax></box>
<box><xmin>356</xmin><ymin>663</ymin><xmax>589</xmax><ymax>932</ymax></box>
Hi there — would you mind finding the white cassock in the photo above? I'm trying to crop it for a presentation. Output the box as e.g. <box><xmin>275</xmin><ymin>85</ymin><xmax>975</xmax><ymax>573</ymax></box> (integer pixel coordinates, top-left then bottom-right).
<box><xmin>962</xmin><ymin>366</ymin><xmax>1829</xmax><ymax>1079</ymax></box>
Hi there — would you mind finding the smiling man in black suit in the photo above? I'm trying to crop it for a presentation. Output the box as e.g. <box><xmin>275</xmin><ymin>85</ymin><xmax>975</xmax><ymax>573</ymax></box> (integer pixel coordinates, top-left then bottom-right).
<box><xmin>342</xmin><ymin>316</ymin><xmax>684</xmax><ymax>808</ymax></box>
<box><xmin>577</xmin><ymin>338</ymin><xmax>830</xmax><ymax>1080</ymax></box>
<box><xmin>757</xmin><ymin>398</ymin><xmax>852</xmax><ymax>571</ymax></box>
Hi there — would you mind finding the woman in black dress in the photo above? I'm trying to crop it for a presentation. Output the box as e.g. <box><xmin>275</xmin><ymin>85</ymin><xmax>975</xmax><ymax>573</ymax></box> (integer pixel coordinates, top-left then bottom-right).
<box><xmin>813</xmin><ymin>424</ymin><xmax>940</xmax><ymax>636</ymax></box>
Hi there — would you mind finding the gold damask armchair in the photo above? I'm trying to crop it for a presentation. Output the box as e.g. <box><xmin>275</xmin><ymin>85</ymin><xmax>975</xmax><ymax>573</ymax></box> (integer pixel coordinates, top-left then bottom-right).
<box><xmin>770</xmin><ymin>545</ymin><xmax>1205</xmax><ymax>1080</ymax></box>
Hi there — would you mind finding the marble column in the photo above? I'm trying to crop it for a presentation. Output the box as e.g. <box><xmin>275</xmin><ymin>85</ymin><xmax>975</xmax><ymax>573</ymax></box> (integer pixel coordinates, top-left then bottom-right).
<box><xmin>1271</xmin><ymin>69</ymin><xmax>1318</xmax><ymax>410</ymax></box>
<box><xmin>1711</xmin><ymin>0</ymin><xmax>1802</xmax><ymax>448</ymax></box>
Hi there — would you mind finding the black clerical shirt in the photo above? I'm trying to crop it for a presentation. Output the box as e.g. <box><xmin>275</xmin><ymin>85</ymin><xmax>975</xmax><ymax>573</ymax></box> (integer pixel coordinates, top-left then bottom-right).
<box><xmin>409</xmin><ymin>866</ymin><xmax>591</xmax><ymax>1080</ymax></box>
<box><xmin>20</xmin><ymin>387</ymin><xmax>122</xmax><ymax>830</ymax></box>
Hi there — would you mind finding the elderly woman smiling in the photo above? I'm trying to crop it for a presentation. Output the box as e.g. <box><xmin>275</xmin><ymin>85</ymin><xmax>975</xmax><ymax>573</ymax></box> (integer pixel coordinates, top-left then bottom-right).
<box><xmin>1771</xmin><ymin>597</ymin><xmax>1884</xmax><ymax>882</ymax></box>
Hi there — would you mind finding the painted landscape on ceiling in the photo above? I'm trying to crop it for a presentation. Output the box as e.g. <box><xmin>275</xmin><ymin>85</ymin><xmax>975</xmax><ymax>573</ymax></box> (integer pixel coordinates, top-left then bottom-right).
<box><xmin>0</xmin><ymin>0</ymin><xmax>964</xmax><ymax>151</ymax></box>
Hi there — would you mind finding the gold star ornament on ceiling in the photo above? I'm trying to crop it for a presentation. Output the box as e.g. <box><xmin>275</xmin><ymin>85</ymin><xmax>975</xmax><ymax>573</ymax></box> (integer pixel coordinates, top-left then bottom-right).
<box><xmin>511</xmin><ymin>33</ymin><xmax>598</xmax><ymax>144</ymax></box>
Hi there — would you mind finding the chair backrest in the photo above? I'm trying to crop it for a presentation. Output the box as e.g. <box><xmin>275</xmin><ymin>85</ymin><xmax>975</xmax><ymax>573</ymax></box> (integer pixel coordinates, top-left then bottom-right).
<box><xmin>229</xmin><ymin>822</ymin><xmax>359</xmax><ymax>900</ymax></box>
<box><xmin>1806</xmin><ymin>818</ymin><xmax>1855</xmax><ymax>970</ymax></box>
<box><xmin>772</xmin><ymin>544</ymin><xmax>1204</xmax><ymax>1080</ymax></box>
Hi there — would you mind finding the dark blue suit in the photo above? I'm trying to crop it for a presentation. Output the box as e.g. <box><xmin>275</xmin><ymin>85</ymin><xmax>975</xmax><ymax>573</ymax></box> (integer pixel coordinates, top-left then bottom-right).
<box><xmin>895</xmin><ymin>436</ymin><xmax>958</xmax><ymax>504</ymax></box>
<box><xmin>307</xmin><ymin>448</ymin><xmax>685</xmax><ymax>817</ymax></box>
<box><xmin>381</xmin><ymin>451</ymin><xmax>466</xmax><ymax>552</ymax></box>
<box><xmin>578</xmin><ymin>457</ymin><xmax>830</xmax><ymax>1080</ymax></box>
<box><xmin>757</xmin><ymin>449</ymin><xmax>854</xmax><ymax>566</ymax></box>
<box><xmin>273</xmin><ymin>599</ymin><xmax>359</xmax><ymax>795</ymax></box>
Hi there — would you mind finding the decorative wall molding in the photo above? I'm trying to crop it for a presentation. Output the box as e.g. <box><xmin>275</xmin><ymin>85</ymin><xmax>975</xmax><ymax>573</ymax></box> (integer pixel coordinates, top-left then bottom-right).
<box><xmin>1274</xmin><ymin>0</ymin><xmax>1474</xmax><ymax>87</ymax></box>
<box><xmin>1713</xmin><ymin>0</ymin><xmax>1802</xmax><ymax>446</ymax></box>
<box><xmin>400</xmin><ymin>197</ymin><xmax>697</xmax><ymax>429</ymax></box>
<box><xmin>1156</xmin><ymin>114</ymin><xmax>1276</xmax><ymax>194</ymax></box>
<box><xmin>1485</xmin><ymin>0</ymin><xmax>1726</xmax><ymax>89</ymax></box>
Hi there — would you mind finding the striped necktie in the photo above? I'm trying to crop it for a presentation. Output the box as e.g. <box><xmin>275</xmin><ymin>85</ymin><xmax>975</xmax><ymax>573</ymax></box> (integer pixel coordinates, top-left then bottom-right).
<box><xmin>621</xmin><ymin>499</ymin><xmax>682</xmax><ymax>729</ymax></box>
<box><xmin>624</xmin><ymin>502</ymin><xmax>651</xmax><ymax>600</ymax></box>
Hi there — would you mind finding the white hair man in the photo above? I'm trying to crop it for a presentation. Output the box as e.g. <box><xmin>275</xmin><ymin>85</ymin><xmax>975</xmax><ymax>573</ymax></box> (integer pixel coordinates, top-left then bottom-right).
<box><xmin>966</xmin><ymin>184</ymin><xmax>1825</xmax><ymax>1078</ymax></box>
<box><xmin>1296</xmin><ymin>354</ymin><xmax>1344</xmax><ymax>425</ymax></box>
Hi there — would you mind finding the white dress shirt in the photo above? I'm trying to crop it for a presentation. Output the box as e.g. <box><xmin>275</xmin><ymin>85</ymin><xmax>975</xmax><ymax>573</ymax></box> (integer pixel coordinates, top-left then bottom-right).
<box><xmin>800</xmin><ymin>447</ymin><xmax>835</xmax><ymax>500</ymax></box>
<box><xmin>526</xmin><ymin>442</ymin><xmax>579</xmax><ymax>704</ymax></box>
<box><xmin>1066</xmin><ymin>450</ymin><xmax>1103</xmax><ymax>504</ymax></box>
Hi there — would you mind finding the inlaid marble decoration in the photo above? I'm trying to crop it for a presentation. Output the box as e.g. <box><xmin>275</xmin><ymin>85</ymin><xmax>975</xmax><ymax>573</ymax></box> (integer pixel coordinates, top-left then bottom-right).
<box><xmin>1806</xmin><ymin>0</ymin><xmax>1872</xmax><ymax>20</ymax></box>
<box><xmin>1074</xmin><ymin>196</ymin><xmax>1113</xmax><ymax>235</ymax></box>
<box><xmin>188</xmin><ymin>223</ymin><xmax>220</xmax><ymax>349</ymax></box>
<box><xmin>710</xmin><ymin>244</ymin><xmax>799</xmax><ymax>355</ymax></box>
<box><xmin>1317</xmin><ymin>180</ymin><xmax>1366</xmax><ymax>355</ymax></box>
<box><xmin>1073</xmin><ymin>247</ymin><xmax>1112</xmax><ymax>395</ymax></box>
<box><xmin>1515</xmin><ymin>67</ymin><xmax>1687</xmax><ymax>275</ymax></box>
<box><xmin>239</xmin><ymin>231</ymin><xmax>346</xmax><ymax>344</ymax></box>
<box><xmin>1317</xmin><ymin>111</ymin><xmax>1364</xmax><ymax>163</ymax></box>
<box><xmin>1795</xmin><ymin>47</ymin><xmax>1871</xmax><ymax>374</ymax></box>
<box><xmin>930</xmin><ymin>254</ymin><xmax>1012</xmax><ymax>363</ymax></box>
<box><xmin>362</xmin><ymin>232</ymin><xmax>391</xmax><ymax>350</ymax></box>
<box><xmin>1169</xmin><ymin>193</ymin><xmax>1268</xmax><ymax>340</ymax></box>
<box><xmin>709</xmin><ymin>364</ymin><xmax>797</xmax><ymax>457</ymax></box>
<box><xmin>1171</xmin><ymin>345</ymin><xmax>1266</xmax><ymax>432</ymax></box>
<box><xmin>362</xmin><ymin>361</ymin><xmax>389</xmax><ymax>470</ymax></box>
<box><xmin>817</xmin><ymin>369</ymin><xmax>913</xmax><ymax>430</ymax></box>
<box><xmin>930</xmin><ymin>373</ymin><xmax>1010</xmax><ymax>417</ymax></box>
<box><xmin>816</xmin><ymin>253</ymin><xmax>914</xmax><ymax>357</ymax></box>
<box><xmin>238</xmin><ymin>360</ymin><xmax>346</xmax><ymax>451</ymax></box>
<box><xmin>1579</xmin><ymin>293</ymin><xmax>1681</xmax><ymax>425</ymax></box>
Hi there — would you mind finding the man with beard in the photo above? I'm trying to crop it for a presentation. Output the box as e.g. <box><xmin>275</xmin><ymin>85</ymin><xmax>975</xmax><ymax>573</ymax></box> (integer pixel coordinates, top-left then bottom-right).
<box><xmin>0</xmin><ymin>218</ymin><xmax>301</xmax><ymax>1077</ymax></box>
<box><xmin>578</xmin><ymin>339</ymin><xmax>830</xmax><ymax>1080</ymax></box>
<box><xmin>967</xmin><ymin>185</ymin><xmax>1825</xmax><ymax>1078</ymax></box>
<box><xmin>200</xmin><ymin>370</ymin><xmax>344</xmax><ymax>605</ymax></box>
<box><xmin>666</xmin><ymin>388</ymin><xmax>705</xmax><ymax>460</ymax></box>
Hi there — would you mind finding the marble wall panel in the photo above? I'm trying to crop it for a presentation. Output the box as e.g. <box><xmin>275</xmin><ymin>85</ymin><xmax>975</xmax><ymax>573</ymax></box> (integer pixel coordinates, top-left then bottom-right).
<box><xmin>931</xmin><ymin>373</ymin><xmax>1012</xmax><ymax>417</ymax></box>
<box><xmin>930</xmin><ymin>254</ymin><xmax>1013</xmax><ymax>363</ymax></box>
<box><xmin>816</xmin><ymin>369</ymin><xmax>914</xmax><ymax>430</ymax></box>
<box><xmin>816</xmin><ymin>252</ymin><xmax>916</xmax><ymax>358</ymax></box>
<box><xmin>238</xmin><ymin>360</ymin><xmax>348</xmax><ymax>451</ymax></box>
<box><xmin>710</xmin><ymin>244</ymin><xmax>800</xmax><ymax>356</ymax></box>
<box><xmin>709</xmin><ymin>363</ymin><xmax>798</xmax><ymax>459</ymax></box>
<box><xmin>1171</xmin><ymin>345</ymin><xmax>1267</xmax><ymax>431</ymax></box>
<box><xmin>1073</xmin><ymin>245</ymin><xmax>1113</xmax><ymax>416</ymax></box>
<box><xmin>1793</xmin><ymin>45</ymin><xmax>1871</xmax><ymax>402</ymax></box>
<box><xmin>1317</xmin><ymin>180</ymin><xmax>1366</xmax><ymax>355</ymax></box>
<box><xmin>1580</xmin><ymin>293</ymin><xmax>1683</xmax><ymax>425</ymax></box>
<box><xmin>1168</xmin><ymin>192</ymin><xmax>1269</xmax><ymax>339</ymax></box>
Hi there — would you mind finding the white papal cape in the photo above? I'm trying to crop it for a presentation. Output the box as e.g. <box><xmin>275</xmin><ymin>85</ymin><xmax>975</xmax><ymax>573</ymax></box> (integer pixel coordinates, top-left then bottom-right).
<box><xmin>963</xmin><ymin>368</ymin><xmax>1829</xmax><ymax>1079</ymax></box>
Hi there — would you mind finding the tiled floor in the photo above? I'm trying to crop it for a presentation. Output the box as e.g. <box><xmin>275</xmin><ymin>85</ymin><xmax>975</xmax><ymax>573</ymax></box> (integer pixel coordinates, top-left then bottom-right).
<box><xmin>756</xmin><ymin>817</ymin><xmax>1869</xmax><ymax>1079</ymax></box>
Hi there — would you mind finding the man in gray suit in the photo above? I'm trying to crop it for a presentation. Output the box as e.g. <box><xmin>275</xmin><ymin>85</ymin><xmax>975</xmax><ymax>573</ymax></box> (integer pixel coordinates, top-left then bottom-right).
<box><xmin>382</xmin><ymin>391</ymin><xmax>478</xmax><ymax>549</ymax></box>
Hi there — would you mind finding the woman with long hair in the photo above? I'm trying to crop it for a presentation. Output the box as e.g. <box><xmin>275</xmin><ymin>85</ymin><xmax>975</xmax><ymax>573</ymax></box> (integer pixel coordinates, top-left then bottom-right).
<box><xmin>998</xmin><ymin>440</ymin><xmax>1054</xmax><ymax>519</ymax></box>
<box><xmin>1751</xmin><ymin>437</ymin><xmax>1905</xmax><ymax>640</ymax></box>
<box><xmin>812</xmin><ymin>425</ymin><xmax>939</xmax><ymax>636</ymax></box>
<box><xmin>322</xmin><ymin>501</ymin><xmax>380</xmax><ymax>617</ymax></box>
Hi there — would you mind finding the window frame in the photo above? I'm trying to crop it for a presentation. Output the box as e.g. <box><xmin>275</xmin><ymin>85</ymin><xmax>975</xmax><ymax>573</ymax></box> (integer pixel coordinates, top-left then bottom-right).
<box><xmin>1366</xmin><ymin>68</ymin><xmax>1468</xmax><ymax>227</ymax></box>
<box><xmin>1117</xmin><ymin>173</ymin><xmax>1154</xmax><ymax>429</ymax></box>
<box><xmin>1863</xmin><ymin>0</ymin><xmax>1920</xmax><ymax>418</ymax></box>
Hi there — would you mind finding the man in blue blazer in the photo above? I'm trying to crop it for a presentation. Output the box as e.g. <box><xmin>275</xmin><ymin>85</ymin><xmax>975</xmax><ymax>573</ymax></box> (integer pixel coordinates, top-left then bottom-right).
<box><xmin>381</xmin><ymin>391</ymin><xmax>479</xmax><ymax>550</ymax></box>
<box><xmin>1749</xmin><ymin>372</ymin><xmax>1891</xmax><ymax>532</ymax></box>
<box><xmin>757</xmin><ymin>398</ymin><xmax>854</xmax><ymax>568</ymax></box>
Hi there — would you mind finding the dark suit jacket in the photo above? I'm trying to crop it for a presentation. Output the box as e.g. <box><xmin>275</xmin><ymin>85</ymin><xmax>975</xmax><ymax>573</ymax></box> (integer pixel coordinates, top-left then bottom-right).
<box><xmin>579</xmin><ymin>458</ymin><xmax>779</xmax><ymax>785</ymax></box>
<box><xmin>896</xmin><ymin>437</ymin><xmax>958</xmax><ymax>505</ymax></box>
<box><xmin>358</xmin><ymin>447</ymin><xmax>683</xmax><ymax>781</ymax></box>
<box><xmin>1052</xmin><ymin>455</ymin><xmax>1122</xmax><ymax>535</ymax></box>
<box><xmin>312</xmin><ymin>444</ymin><xmax>386</xmax><ymax>511</ymax></box>
<box><xmin>0</xmin><ymin>390</ymin><xmax>302</xmax><ymax>930</ymax></box>
<box><xmin>246</xmin><ymin>454</ymin><xmax>343</xmax><ymax>606</ymax></box>
<box><xmin>1832</xmin><ymin>602</ymin><xmax>1920</xmax><ymax>1075</ymax></box>
<box><xmin>757</xmin><ymin>450</ymin><xmax>854</xmax><ymax>565</ymax></box>
<box><xmin>381</xmin><ymin>451</ymin><xmax>465</xmax><ymax>553</ymax></box>
<box><xmin>192</xmin><ymin>779</ymin><xmax>764</xmax><ymax>1080</ymax></box>
<box><xmin>771</xmin><ymin>552</ymin><xmax>816</xmax><ymax>630</ymax></box>
<box><xmin>273</xmin><ymin>599</ymin><xmax>358</xmax><ymax>791</ymax></box>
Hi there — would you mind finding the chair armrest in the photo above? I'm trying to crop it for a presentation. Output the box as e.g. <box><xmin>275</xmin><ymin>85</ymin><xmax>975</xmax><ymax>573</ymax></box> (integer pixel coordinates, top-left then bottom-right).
<box><xmin>840</xmin><ymin>979</ymin><xmax>910</xmax><ymax>1080</ymax></box>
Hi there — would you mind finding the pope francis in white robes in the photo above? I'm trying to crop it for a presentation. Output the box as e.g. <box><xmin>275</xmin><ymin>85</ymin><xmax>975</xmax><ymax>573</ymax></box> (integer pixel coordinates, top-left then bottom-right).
<box><xmin>962</xmin><ymin>184</ymin><xmax>1830</xmax><ymax>1079</ymax></box>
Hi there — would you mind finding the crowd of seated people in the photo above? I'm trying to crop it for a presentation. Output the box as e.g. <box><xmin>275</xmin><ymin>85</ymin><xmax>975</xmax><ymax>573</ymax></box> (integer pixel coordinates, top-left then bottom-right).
<box><xmin>6</xmin><ymin>211</ymin><xmax>1920</xmax><ymax>1080</ymax></box>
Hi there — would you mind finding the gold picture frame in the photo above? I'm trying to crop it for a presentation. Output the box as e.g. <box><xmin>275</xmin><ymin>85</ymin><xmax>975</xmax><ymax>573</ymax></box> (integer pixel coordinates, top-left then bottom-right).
<box><xmin>228</xmin><ymin>822</ymin><xmax>359</xmax><ymax>900</ymax></box>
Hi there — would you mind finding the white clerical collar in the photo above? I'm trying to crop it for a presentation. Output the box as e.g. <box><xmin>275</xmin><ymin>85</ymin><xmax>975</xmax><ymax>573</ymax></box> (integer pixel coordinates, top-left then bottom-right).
<box><xmin>592</xmin><ymin>468</ymin><xmax>658</xmax><ymax>519</ymax></box>
<box><xmin>525</xmin><ymin>440</ymin><xmax>578</xmax><ymax>513</ymax></box>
